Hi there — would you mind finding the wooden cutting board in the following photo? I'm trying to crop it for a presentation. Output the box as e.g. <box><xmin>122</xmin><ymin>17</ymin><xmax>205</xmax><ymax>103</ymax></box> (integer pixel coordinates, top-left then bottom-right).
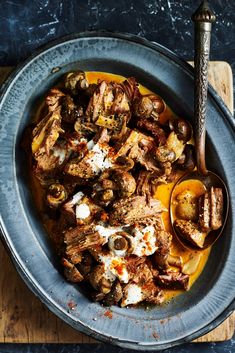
<box><xmin>0</xmin><ymin>62</ymin><xmax>234</xmax><ymax>343</ymax></box>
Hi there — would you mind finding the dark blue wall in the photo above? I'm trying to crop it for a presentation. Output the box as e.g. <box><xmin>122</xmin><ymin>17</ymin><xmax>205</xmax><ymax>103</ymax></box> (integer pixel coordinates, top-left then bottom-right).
<box><xmin>0</xmin><ymin>0</ymin><xmax>234</xmax><ymax>73</ymax></box>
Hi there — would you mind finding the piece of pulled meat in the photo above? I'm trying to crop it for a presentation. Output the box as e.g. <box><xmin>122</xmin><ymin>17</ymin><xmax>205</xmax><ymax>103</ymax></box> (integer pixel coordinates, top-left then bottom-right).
<box><xmin>156</xmin><ymin>270</ymin><xmax>189</xmax><ymax>291</ymax></box>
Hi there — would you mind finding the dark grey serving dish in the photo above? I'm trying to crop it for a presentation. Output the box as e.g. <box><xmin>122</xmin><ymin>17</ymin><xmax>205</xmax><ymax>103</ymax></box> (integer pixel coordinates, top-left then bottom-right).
<box><xmin>0</xmin><ymin>32</ymin><xmax>234</xmax><ymax>350</ymax></box>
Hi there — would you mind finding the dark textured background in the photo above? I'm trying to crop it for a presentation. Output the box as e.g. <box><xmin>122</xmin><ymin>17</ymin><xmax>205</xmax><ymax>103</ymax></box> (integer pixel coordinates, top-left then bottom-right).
<box><xmin>1</xmin><ymin>0</ymin><xmax>234</xmax><ymax>72</ymax></box>
<box><xmin>0</xmin><ymin>0</ymin><xmax>234</xmax><ymax>352</ymax></box>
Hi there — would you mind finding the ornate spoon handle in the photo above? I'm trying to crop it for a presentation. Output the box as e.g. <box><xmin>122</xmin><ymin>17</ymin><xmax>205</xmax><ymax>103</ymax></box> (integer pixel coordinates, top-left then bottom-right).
<box><xmin>192</xmin><ymin>0</ymin><xmax>215</xmax><ymax>175</ymax></box>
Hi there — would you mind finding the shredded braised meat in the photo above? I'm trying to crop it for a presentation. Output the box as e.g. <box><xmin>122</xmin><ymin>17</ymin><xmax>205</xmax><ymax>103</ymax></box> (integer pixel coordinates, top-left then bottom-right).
<box><xmin>24</xmin><ymin>69</ymin><xmax>222</xmax><ymax>307</ymax></box>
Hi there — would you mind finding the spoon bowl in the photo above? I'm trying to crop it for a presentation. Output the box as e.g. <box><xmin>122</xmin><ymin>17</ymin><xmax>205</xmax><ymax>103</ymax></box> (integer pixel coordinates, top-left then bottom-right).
<box><xmin>170</xmin><ymin>170</ymin><xmax>229</xmax><ymax>250</ymax></box>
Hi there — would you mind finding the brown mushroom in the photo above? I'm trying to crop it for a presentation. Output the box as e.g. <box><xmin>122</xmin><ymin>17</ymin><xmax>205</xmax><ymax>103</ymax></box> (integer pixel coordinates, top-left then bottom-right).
<box><xmin>113</xmin><ymin>170</ymin><xmax>136</xmax><ymax>198</ymax></box>
<box><xmin>92</xmin><ymin>172</ymin><xmax>117</xmax><ymax>207</ymax></box>
<box><xmin>134</xmin><ymin>95</ymin><xmax>154</xmax><ymax>118</ymax></box>
<box><xmin>46</xmin><ymin>183</ymin><xmax>68</xmax><ymax>208</ymax></box>
<box><xmin>155</xmin><ymin>131</ymin><xmax>185</xmax><ymax>165</ymax></box>
<box><xmin>89</xmin><ymin>264</ymin><xmax>113</xmax><ymax>294</ymax></box>
<box><xmin>114</xmin><ymin>156</ymin><xmax>135</xmax><ymax>171</ymax></box>
<box><xmin>134</xmin><ymin>94</ymin><xmax>165</xmax><ymax>120</ymax></box>
<box><xmin>176</xmin><ymin>144</ymin><xmax>196</xmax><ymax>171</ymax></box>
<box><xmin>108</xmin><ymin>231</ymin><xmax>133</xmax><ymax>256</ymax></box>
<box><xmin>103</xmin><ymin>280</ymin><xmax>123</xmax><ymax>306</ymax></box>
<box><xmin>169</xmin><ymin>118</ymin><xmax>192</xmax><ymax>143</ymax></box>
<box><xmin>65</xmin><ymin>71</ymin><xmax>89</xmax><ymax>95</ymax></box>
<box><xmin>92</xmin><ymin>169</ymin><xmax>136</xmax><ymax>206</ymax></box>
<box><xmin>61</xmin><ymin>95</ymin><xmax>84</xmax><ymax>123</ymax></box>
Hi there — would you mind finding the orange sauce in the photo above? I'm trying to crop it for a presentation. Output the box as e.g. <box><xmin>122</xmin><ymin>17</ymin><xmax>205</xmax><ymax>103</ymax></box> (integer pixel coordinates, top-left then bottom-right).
<box><xmin>30</xmin><ymin>71</ymin><xmax>211</xmax><ymax>303</ymax></box>
<box><xmin>155</xmin><ymin>179</ymin><xmax>210</xmax><ymax>301</ymax></box>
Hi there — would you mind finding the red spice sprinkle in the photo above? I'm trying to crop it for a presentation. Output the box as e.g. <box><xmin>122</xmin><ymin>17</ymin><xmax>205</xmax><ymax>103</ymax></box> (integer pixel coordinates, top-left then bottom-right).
<box><xmin>146</xmin><ymin>241</ymin><xmax>152</xmax><ymax>251</ymax></box>
<box><xmin>67</xmin><ymin>301</ymin><xmax>77</xmax><ymax>310</ymax></box>
<box><xmin>112</xmin><ymin>259</ymin><xmax>124</xmax><ymax>275</ymax></box>
<box><xmin>104</xmin><ymin>310</ymin><xmax>113</xmax><ymax>319</ymax></box>
<box><xmin>115</xmin><ymin>263</ymin><xmax>124</xmax><ymax>275</ymax></box>
<box><xmin>152</xmin><ymin>331</ymin><xmax>160</xmax><ymax>340</ymax></box>
<box><xmin>143</xmin><ymin>232</ymin><xmax>149</xmax><ymax>241</ymax></box>
<box><xmin>100</xmin><ymin>211</ymin><xmax>109</xmax><ymax>222</ymax></box>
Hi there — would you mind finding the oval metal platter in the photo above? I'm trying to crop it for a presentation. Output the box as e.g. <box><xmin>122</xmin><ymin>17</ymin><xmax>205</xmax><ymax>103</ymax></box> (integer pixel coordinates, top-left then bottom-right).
<box><xmin>0</xmin><ymin>32</ymin><xmax>234</xmax><ymax>350</ymax></box>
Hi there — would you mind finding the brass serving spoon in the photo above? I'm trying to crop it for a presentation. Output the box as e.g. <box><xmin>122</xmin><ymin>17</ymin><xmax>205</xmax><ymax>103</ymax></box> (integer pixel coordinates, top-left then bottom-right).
<box><xmin>170</xmin><ymin>0</ymin><xmax>229</xmax><ymax>250</ymax></box>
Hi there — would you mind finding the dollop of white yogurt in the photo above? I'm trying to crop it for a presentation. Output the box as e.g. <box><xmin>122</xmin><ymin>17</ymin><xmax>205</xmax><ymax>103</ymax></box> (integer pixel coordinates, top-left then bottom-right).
<box><xmin>121</xmin><ymin>284</ymin><xmax>143</xmax><ymax>306</ymax></box>
<box><xmin>131</xmin><ymin>225</ymin><xmax>157</xmax><ymax>256</ymax></box>
<box><xmin>75</xmin><ymin>203</ymin><xmax>90</xmax><ymax>219</ymax></box>
<box><xmin>86</xmin><ymin>143</ymin><xmax>113</xmax><ymax>174</ymax></box>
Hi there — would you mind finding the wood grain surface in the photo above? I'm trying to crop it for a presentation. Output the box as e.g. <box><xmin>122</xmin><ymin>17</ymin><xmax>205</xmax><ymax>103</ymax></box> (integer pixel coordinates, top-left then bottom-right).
<box><xmin>0</xmin><ymin>62</ymin><xmax>233</xmax><ymax>343</ymax></box>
